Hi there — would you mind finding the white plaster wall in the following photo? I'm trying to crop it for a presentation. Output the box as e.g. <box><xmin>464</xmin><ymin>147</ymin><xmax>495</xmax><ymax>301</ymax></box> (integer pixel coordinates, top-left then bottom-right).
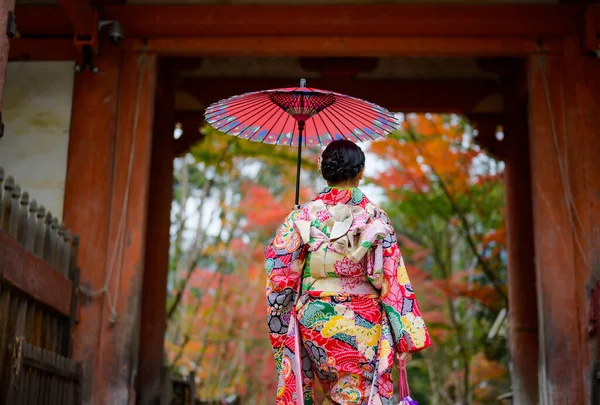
<box><xmin>0</xmin><ymin>61</ymin><xmax>75</xmax><ymax>220</ymax></box>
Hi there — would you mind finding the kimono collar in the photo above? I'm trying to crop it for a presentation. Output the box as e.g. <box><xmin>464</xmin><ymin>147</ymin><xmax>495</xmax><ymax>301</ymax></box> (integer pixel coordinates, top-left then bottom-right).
<box><xmin>314</xmin><ymin>187</ymin><xmax>366</xmax><ymax>206</ymax></box>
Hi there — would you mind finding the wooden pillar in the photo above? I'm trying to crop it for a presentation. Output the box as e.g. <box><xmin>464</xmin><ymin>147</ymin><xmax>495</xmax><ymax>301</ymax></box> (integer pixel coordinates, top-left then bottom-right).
<box><xmin>561</xmin><ymin>34</ymin><xmax>600</xmax><ymax>400</ymax></box>
<box><xmin>137</xmin><ymin>59</ymin><xmax>176</xmax><ymax>405</ymax></box>
<box><xmin>502</xmin><ymin>71</ymin><xmax>539</xmax><ymax>405</ymax></box>
<box><xmin>95</xmin><ymin>51</ymin><xmax>157</xmax><ymax>405</ymax></box>
<box><xmin>528</xmin><ymin>34</ymin><xmax>600</xmax><ymax>403</ymax></box>
<box><xmin>0</xmin><ymin>0</ymin><xmax>15</xmax><ymax>137</ymax></box>
<box><xmin>64</xmin><ymin>48</ymin><xmax>122</xmax><ymax>404</ymax></box>
<box><xmin>64</xmin><ymin>50</ymin><xmax>157</xmax><ymax>405</ymax></box>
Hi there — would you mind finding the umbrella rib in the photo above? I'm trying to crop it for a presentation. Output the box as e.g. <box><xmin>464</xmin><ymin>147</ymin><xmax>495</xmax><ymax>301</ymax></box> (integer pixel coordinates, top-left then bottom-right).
<box><xmin>247</xmin><ymin>103</ymin><xmax>285</xmax><ymax>142</ymax></box>
<box><xmin>274</xmin><ymin>111</ymin><xmax>293</xmax><ymax>145</ymax></box>
<box><xmin>205</xmin><ymin>97</ymin><xmax>268</xmax><ymax>122</ymax></box>
<box><xmin>209</xmin><ymin>96</ymin><xmax>273</xmax><ymax>125</ymax></box>
<box><xmin>205</xmin><ymin>92</ymin><xmax>267</xmax><ymax>116</ymax></box>
<box><xmin>334</xmin><ymin>97</ymin><xmax>398</xmax><ymax>129</ymax></box>
<box><xmin>309</xmin><ymin>117</ymin><xmax>322</xmax><ymax>146</ymax></box>
<box><xmin>334</xmin><ymin>97</ymin><xmax>398</xmax><ymax>128</ymax></box>
<box><xmin>322</xmin><ymin>107</ymin><xmax>360</xmax><ymax>142</ymax></box>
<box><xmin>319</xmin><ymin>108</ymin><xmax>347</xmax><ymax>141</ymax></box>
<box><xmin>261</xmin><ymin>107</ymin><xmax>288</xmax><ymax>144</ymax></box>
<box><xmin>315</xmin><ymin>111</ymin><xmax>336</xmax><ymax>144</ymax></box>
<box><xmin>332</xmin><ymin>99</ymin><xmax>398</xmax><ymax>135</ymax></box>
<box><xmin>334</xmin><ymin>96</ymin><xmax>397</xmax><ymax>125</ymax></box>
<box><xmin>212</xmin><ymin>98</ymin><xmax>276</xmax><ymax>132</ymax></box>
<box><xmin>209</xmin><ymin>98</ymin><xmax>271</xmax><ymax>129</ymax></box>
<box><xmin>327</xmin><ymin>102</ymin><xmax>378</xmax><ymax>141</ymax></box>
<box><xmin>288</xmin><ymin>120</ymin><xmax>298</xmax><ymax>147</ymax></box>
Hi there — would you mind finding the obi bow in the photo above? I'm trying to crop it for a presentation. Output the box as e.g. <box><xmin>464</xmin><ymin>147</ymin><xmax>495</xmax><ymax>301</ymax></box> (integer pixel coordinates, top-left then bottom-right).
<box><xmin>293</xmin><ymin>201</ymin><xmax>393</xmax><ymax>281</ymax></box>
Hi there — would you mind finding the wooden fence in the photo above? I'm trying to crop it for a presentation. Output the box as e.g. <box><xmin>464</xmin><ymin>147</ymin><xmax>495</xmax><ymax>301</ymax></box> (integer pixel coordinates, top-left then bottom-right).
<box><xmin>0</xmin><ymin>167</ymin><xmax>82</xmax><ymax>404</ymax></box>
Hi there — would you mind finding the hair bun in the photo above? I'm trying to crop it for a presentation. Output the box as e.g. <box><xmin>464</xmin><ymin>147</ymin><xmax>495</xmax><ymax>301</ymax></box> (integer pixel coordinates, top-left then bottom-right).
<box><xmin>320</xmin><ymin>140</ymin><xmax>365</xmax><ymax>184</ymax></box>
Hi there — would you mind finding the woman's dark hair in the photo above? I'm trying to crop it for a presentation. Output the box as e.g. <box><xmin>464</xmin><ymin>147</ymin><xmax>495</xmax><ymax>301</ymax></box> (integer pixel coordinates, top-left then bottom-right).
<box><xmin>321</xmin><ymin>140</ymin><xmax>366</xmax><ymax>184</ymax></box>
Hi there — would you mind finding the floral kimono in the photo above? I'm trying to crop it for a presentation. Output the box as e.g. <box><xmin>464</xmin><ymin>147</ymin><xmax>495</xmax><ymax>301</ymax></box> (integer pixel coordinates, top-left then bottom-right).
<box><xmin>265</xmin><ymin>187</ymin><xmax>431</xmax><ymax>405</ymax></box>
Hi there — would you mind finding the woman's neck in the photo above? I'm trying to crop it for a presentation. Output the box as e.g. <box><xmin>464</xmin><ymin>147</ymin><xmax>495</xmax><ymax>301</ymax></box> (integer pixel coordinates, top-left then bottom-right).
<box><xmin>328</xmin><ymin>181</ymin><xmax>359</xmax><ymax>189</ymax></box>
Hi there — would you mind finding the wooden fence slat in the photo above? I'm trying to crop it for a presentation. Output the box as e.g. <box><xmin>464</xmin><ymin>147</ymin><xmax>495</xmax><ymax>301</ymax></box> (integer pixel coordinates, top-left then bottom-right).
<box><xmin>33</xmin><ymin>346</ymin><xmax>41</xmax><ymax>405</ymax></box>
<box><xmin>34</xmin><ymin>205</ymin><xmax>46</xmax><ymax>258</ymax></box>
<box><xmin>25</xmin><ymin>302</ymin><xmax>35</xmax><ymax>343</ymax></box>
<box><xmin>10</xmin><ymin>185</ymin><xmax>22</xmax><ymax>240</ymax></box>
<box><xmin>1</xmin><ymin>176</ymin><xmax>14</xmax><ymax>234</ymax></box>
<box><xmin>0</xmin><ymin>287</ymin><xmax>12</xmax><ymax>403</ymax></box>
<box><xmin>18</xmin><ymin>344</ymin><xmax>29</xmax><ymax>405</ymax></box>
<box><xmin>49</xmin><ymin>217</ymin><xmax>59</xmax><ymax>269</ymax></box>
<box><xmin>59</xmin><ymin>228</ymin><xmax>71</xmax><ymax>277</ymax></box>
<box><xmin>26</xmin><ymin>200</ymin><xmax>38</xmax><ymax>252</ymax></box>
<box><xmin>41</xmin><ymin>348</ymin><xmax>48</xmax><ymax>405</ymax></box>
<box><xmin>8</xmin><ymin>337</ymin><xmax>25</xmax><ymax>405</ymax></box>
<box><xmin>18</xmin><ymin>192</ymin><xmax>29</xmax><ymax>245</ymax></box>
<box><xmin>43</xmin><ymin>212</ymin><xmax>53</xmax><ymax>263</ymax></box>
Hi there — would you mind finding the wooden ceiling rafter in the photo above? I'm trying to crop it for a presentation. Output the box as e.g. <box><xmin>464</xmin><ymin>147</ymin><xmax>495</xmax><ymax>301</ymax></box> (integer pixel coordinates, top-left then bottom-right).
<box><xmin>177</xmin><ymin>77</ymin><xmax>503</xmax><ymax>115</ymax></box>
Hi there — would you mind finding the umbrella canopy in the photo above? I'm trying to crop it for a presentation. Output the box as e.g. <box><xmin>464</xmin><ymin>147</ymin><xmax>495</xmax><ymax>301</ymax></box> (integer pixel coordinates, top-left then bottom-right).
<box><xmin>204</xmin><ymin>79</ymin><xmax>399</xmax><ymax>205</ymax></box>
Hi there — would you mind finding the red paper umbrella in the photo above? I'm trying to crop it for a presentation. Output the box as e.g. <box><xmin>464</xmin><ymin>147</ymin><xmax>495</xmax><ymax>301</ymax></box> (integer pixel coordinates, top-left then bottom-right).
<box><xmin>205</xmin><ymin>79</ymin><xmax>399</xmax><ymax>206</ymax></box>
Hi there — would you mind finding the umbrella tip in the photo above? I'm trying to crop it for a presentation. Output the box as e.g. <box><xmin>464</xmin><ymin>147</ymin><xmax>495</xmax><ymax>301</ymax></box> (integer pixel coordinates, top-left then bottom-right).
<box><xmin>300</xmin><ymin>78</ymin><xmax>306</xmax><ymax>87</ymax></box>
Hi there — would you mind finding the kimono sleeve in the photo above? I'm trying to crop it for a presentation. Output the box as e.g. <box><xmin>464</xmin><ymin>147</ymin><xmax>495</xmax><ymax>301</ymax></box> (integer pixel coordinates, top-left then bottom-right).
<box><xmin>264</xmin><ymin>210</ymin><xmax>305</xmax><ymax>293</ymax></box>
<box><xmin>265</xmin><ymin>210</ymin><xmax>305</xmax><ymax>381</ymax></box>
<box><xmin>379</xmin><ymin>225</ymin><xmax>432</xmax><ymax>353</ymax></box>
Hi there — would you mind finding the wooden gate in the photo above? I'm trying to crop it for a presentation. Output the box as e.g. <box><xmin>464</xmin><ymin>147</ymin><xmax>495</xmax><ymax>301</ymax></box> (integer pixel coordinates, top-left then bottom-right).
<box><xmin>0</xmin><ymin>167</ymin><xmax>82</xmax><ymax>404</ymax></box>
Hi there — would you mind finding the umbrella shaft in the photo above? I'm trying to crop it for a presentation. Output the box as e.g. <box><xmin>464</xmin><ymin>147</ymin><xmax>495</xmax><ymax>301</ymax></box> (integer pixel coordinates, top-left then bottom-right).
<box><xmin>295</xmin><ymin>122</ymin><xmax>305</xmax><ymax>207</ymax></box>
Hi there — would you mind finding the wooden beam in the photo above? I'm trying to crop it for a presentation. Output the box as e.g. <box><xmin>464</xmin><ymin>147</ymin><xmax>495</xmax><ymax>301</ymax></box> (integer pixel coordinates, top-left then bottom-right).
<box><xmin>0</xmin><ymin>233</ymin><xmax>73</xmax><ymax>317</ymax></box>
<box><xmin>15</xmin><ymin>4</ymin><xmax>583</xmax><ymax>39</ymax></box>
<box><xmin>124</xmin><ymin>36</ymin><xmax>562</xmax><ymax>58</ymax></box>
<box><xmin>177</xmin><ymin>77</ymin><xmax>502</xmax><ymax>114</ymax></box>
<box><xmin>9</xmin><ymin>38</ymin><xmax>77</xmax><ymax>61</ymax></box>
<box><xmin>101</xmin><ymin>4</ymin><xmax>584</xmax><ymax>39</ymax></box>
<box><xmin>58</xmin><ymin>0</ymin><xmax>96</xmax><ymax>37</ymax></box>
<box><xmin>14</xmin><ymin>5</ymin><xmax>72</xmax><ymax>37</ymax></box>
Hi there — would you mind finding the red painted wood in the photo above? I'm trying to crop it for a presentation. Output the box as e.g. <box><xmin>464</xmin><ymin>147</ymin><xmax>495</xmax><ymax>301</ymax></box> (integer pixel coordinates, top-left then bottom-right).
<box><xmin>503</xmin><ymin>70</ymin><xmax>539</xmax><ymax>405</ymax></box>
<box><xmin>14</xmin><ymin>5</ymin><xmax>72</xmax><ymax>36</ymax></box>
<box><xmin>125</xmin><ymin>36</ymin><xmax>562</xmax><ymax>57</ymax></box>
<box><xmin>15</xmin><ymin>4</ymin><xmax>583</xmax><ymax>39</ymax></box>
<box><xmin>101</xmin><ymin>4</ymin><xmax>584</xmax><ymax>38</ymax></box>
<box><xmin>9</xmin><ymin>38</ymin><xmax>77</xmax><ymax>61</ymax></box>
<box><xmin>63</xmin><ymin>47</ymin><xmax>122</xmax><ymax>403</ymax></box>
<box><xmin>0</xmin><ymin>233</ymin><xmax>72</xmax><ymax>317</ymax></box>
<box><xmin>561</xmin><ymin>33</ymin><xmax>600</xmax><ymax>400</ymax></box>
<box><xmin>58</xmin><ymin>0</ymin><xmax>96</xmax><ymax>36</ymax></box>
<box><xmin>137</xmin><ymin>59</ymin><xmax>176</xmax><ymax>405</ymax></box>
<box><xmin>528</xmin><ymin>52</ymin><xmax>585</xmax><ymax>404</ymax></box>
<box><xmin>95</xmin><ymin>51</ymin><xmax>157</xmax><ymax>405</ymax></box>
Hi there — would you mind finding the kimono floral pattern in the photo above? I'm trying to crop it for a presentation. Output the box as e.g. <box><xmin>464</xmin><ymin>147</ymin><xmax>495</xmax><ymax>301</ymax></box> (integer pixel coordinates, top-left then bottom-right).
<box><xmin>265</xmin><ymin>187</ymin><xmax>431</xmax><ymax>405</ymax></box>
